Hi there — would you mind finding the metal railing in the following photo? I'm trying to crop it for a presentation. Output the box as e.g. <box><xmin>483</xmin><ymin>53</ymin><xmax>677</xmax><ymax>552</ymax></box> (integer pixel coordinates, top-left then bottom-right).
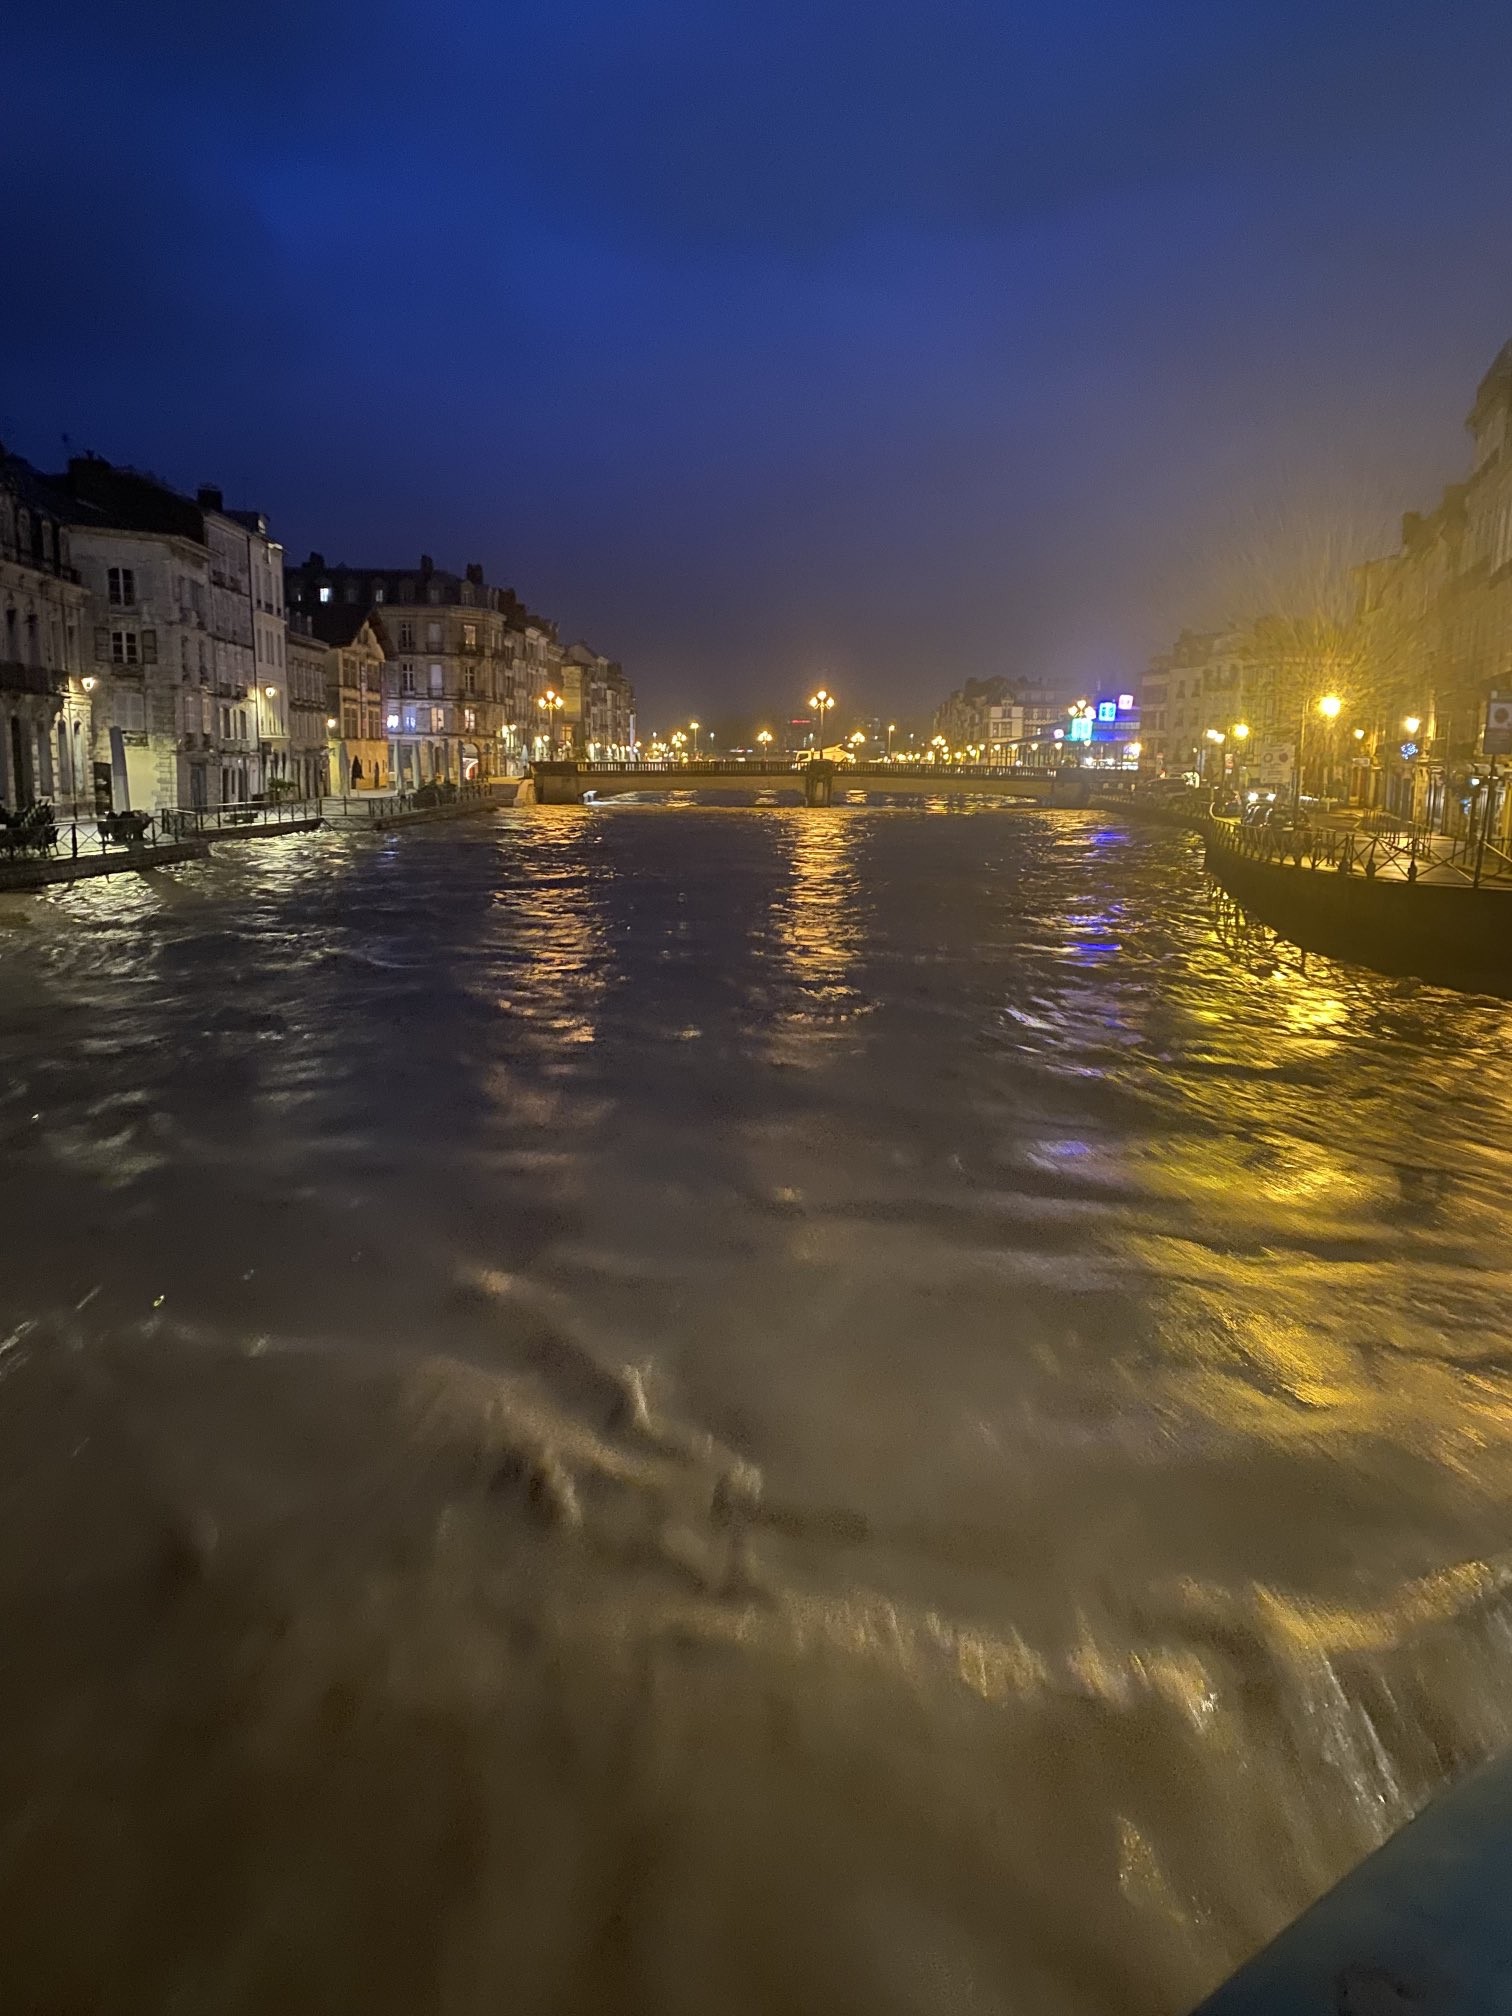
<box><xmin>1209</xmin><ymin>811</ymin><xmax>1512</xmax><ymax>887</ymax></box>
<box><xmin>0</xmin><ymin>805</ymin><xmax>188</xmax><ymax>867</ymax></box>
<box><xmin>558</xmin><ymin>757</ymin><xmax>1073</xmax><ymax>780</ymax></box>
<box><xmin>160</xmin><ymin>795</ymin><xmax>326</xmax><ymax>838</ymax></box>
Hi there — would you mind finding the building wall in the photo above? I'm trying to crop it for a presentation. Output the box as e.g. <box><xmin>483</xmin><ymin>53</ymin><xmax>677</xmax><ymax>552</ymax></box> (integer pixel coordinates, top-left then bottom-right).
<box><xmin>68</xmin><ymin>528</ymin><xmax>210</xmax><ymax>813</ymax></box>
<box><xmin>286</xmin><ymin>629</ymin><xmax>330</xmax><ymax>799</ymax></box>
<box><xmin>0</xmin><ymin>484</ymin><xmax>90</xmax><ymax>810</ymax></box>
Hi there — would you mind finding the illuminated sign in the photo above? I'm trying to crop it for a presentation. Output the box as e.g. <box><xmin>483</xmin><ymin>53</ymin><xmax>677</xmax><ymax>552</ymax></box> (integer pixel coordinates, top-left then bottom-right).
<box><xmin>1117</xmin><ymin>693</ymin><xmax>1135</xmax><ymax>710</ymax></box>
<box><xmin>1096</xmin><ymin>701</ymin><xmax>1117</xmax><ymax>724</ymax></box>
<box><xmin>1067</xmin><ymin>715</ymin><xmax>1093</xmax><ymax>743</ymax></box>
<box><xmin>1400</xmin><ymin>741</ymin><xmax>1420</xmax><ymax>760</ymax></box>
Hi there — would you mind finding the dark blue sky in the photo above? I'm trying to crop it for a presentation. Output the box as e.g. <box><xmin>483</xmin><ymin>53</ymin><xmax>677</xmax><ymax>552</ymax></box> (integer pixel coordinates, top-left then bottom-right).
<box><xmin>7</xmin><ymin>1</ymin><xmax>1512</xmax><ymax>722</ymax></box>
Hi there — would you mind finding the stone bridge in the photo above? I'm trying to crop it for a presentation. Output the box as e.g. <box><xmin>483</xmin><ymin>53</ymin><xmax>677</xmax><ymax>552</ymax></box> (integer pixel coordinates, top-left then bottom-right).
<box><xmin>528</xmin><ymin>759</ymin><xmax>1098</xmax><ymax>808</ymax></box>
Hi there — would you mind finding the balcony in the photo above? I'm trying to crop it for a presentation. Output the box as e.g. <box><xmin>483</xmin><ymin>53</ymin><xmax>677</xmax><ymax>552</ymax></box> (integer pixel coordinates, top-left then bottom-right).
<box><xmin>0</xmin><ymin>659</ymin><xmax>66</xmax><ymax>697</ymax></box>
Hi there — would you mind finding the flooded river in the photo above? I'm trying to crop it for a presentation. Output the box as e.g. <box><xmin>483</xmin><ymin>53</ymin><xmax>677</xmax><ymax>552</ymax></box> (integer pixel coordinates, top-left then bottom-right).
<box><xmin>3</xmin><ymin>803</ymin><xmax>1512</xmax><ymax>2013</ymax></box>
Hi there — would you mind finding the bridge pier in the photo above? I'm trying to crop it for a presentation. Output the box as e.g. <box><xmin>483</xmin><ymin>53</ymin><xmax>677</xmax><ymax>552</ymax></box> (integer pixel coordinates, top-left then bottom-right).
<box><xmin>804</xmin><ymin>761</ymin><xmax>836</xmax><ymax>808</ymax></box>
<box><xmin>532</xmin><ymin>762</ymin><xmax>585</xmax><ymax>806</ymax></box>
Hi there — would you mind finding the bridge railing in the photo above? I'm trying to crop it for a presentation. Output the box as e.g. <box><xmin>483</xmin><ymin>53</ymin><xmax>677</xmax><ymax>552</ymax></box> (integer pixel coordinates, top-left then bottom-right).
<box><xmin>556</xmin><ymin>758</ymin><xmax>1073</xmax><ymax>781</ymax></box>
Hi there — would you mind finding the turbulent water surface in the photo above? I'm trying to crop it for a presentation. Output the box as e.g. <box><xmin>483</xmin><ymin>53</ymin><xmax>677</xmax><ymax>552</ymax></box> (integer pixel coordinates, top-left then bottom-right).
<box><xmin>3</xmin><ymin>803</ymin><xmax>1512</xmax><ymax>2014</ymax></box>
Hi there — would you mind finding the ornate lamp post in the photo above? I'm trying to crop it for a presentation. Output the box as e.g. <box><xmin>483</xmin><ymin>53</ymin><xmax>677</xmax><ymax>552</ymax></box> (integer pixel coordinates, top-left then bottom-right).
<box><xmin>808</xmin><ymin>687</ymin><xmax>834</xmax><ymax>754</ymax></box>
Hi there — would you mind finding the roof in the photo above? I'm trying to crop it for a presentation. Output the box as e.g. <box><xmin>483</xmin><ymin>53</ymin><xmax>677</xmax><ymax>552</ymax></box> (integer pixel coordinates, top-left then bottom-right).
<box><xmin>309</xmin><ymin>604</ymin><xmax>387</xmax><ymax>652</ymax></box>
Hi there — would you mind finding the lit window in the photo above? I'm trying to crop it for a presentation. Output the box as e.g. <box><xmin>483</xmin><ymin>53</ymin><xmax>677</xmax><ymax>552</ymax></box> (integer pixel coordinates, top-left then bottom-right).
<box><xmin>318</xmin><ymin>584</ymin><xmax>332</xmax><ymax>604</ymax></box>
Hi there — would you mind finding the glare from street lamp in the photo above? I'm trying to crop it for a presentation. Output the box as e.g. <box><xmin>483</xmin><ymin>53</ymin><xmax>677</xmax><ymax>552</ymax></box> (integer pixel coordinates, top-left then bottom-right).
<box><xmin>1318</xmin><ymin>694</ymin><xmax>1343</xmax><ymax>719</ymax></box>
<box><xmin>1205</xmin><ymin>728</ymin><xmax>1226</xmax><ymax>744</ymax></box>
<box><xmin>1352</xmin><ymin>727</ymin><xmax>1366</xmax><ymax>741</ymax></box>
<box><xmin>1231</xmin><ymin>722</ymin><xmax>1250</xmax><ymax>740</ymax></box>
<box><xmin>1403</xmin><ymin>715</ymin><xmax>1422</xmax><ymax>735</ymax></box>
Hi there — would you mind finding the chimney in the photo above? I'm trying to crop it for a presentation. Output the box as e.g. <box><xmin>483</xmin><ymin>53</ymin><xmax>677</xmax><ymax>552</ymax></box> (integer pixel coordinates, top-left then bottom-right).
<box><xmin>307</xmin><ymin>550</ymin><xmax>326</xmax><ymax>572</ymax></box>
<box><xmin>466</xmin><ymin>562</ymin><xmax>483</xmax><ymax>585</ymax></box>
<box><xmin>420</xmin><ymin>553</ymin><xmax>434</xmax><ymax>577</ymax></box>
<box><xmin>197</xmin><ymin>484</ymin><xmax>223</xmax><ymax>512</ymax></box>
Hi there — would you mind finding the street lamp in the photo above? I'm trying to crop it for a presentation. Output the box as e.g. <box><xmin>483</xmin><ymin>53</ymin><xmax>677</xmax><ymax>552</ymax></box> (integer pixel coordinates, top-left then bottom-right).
<box><xmin>670</xmin><ymin>729</ymin><xmax>687</xmax><ymax>762</ymax></box>
<box><xmin>886</xmin><ymin>721</ymin><xmax>896</xmax><ymax>758</ymax></box>
<box><xmin>756</xmin><ymin>729</ymin><xmax>774</xmax><ymax>758</ymax></box>
<box><xmin>1318</xmin><ymin>693</ymin><xmax>1342</xmax><ymax>719</ymax></box>
<box><xmin>537</xmin><ymin>687</ymin><xmax>565</xmax><ymax>755</ymax></box>
<box><xmin>1404</xmin><ymin>715</ymin><xmax>1422</xmax><ymax>736</ymax></box>
<box><xmin>929</xmin><ymin>734</ymin><xmax>946</xmax><ymax>762</ymax></box>
<box><xmin>848</xmin><ymin>729</ymin><xmax>866</xmax><ymax>760</ymax></box>
<box><xmin>689</xmin><ymin>719</ymin><xmax>701</xmax><ymax>756</ymax></box>
<box><xmin>808</xmin><ymin>687</ymin><xmax>834</xmax><ymax>753</ymax></box>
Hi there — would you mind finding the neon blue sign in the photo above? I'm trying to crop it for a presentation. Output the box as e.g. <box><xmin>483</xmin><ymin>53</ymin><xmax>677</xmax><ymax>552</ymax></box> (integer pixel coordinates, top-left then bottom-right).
<box><xmin>1096</xmin><ymin>701</ymin><xmax>1117</xmax><ymax>724</ymax></box>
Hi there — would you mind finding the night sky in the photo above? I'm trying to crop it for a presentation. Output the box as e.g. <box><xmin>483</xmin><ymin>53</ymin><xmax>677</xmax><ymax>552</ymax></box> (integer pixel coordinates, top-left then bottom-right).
<box><xmin>8</xmin><ymin>1</ymin><xmax>1512</xmax><ymax>724</ymax></box>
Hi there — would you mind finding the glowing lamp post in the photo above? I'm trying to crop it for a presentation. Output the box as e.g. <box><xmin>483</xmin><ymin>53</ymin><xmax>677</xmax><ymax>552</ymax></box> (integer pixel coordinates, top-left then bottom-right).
<box><xmin>756</xmin><ymin>729</ymin><xmax>774</xmax><ymax>760</ymax></box>
<box><xmin>808</xmin><ymin>687</ymin><xmax>834</xmax><ymax>755</ymax></box>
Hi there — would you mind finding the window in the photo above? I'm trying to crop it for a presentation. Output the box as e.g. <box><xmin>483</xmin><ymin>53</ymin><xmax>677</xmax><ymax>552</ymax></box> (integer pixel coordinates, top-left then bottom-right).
<box><xmin>426</xmin><ymin>620</ymin><xmax>442</xmax><ymax>648</ymax></box>
<box><xmin>432</xmin><ymin>705</ymin><xmax>446</xmax><ymax>732</ymax></box>
<box><xmin>111</xmin><ymin>629</ymin><xmax>139</xmax><ymax>666</ymax></box>
<box><xmin>429</xmin><ymin>663</ymin><xmax>443</xmax><ymax>695</ymax></box>
<box><xmin>113</xmin><ymin>689</ymin><xmax>145</xmax><ymax>731</ymax></box>
<box><xmin>402</xmin><ymin>706</ymin><xmax>417</xmax><ymax>733</ymax></box>
<box><xmin>461</xmin><ymin>622</ymin><xmax>477</xmax><ymax>650</ymax></box>
<box><xmin>463</xmin><ymin>707</ymin><xmax>477</xmax><ymax>731</ymax></box>
<box><xmin>463</xmin><ymin>667</ymin><xmax>476</xmax><ymax>695</ymax></box>
<box><xmin>373</xmin><ymin>585</ymin><xmax>385</xmax><ymax>603</ymax></box>
<box><xmin>397</xmin><ymin>622</ymin><xmax>414</xmax><ymax>649</ymax></box>
<box><xmin>343</xmin><ymin>706</ymin><xmax>359</xmax><ymax>738</ymax></box>
<box><xmin>386</xmin><ymin>711</ymin><xmax>400</xmax><ymax>730</ymax></box>
<box><xmin>107</xmin><ymin>566</ymin><xmax>136</xmax><ymax>608</ymax></box>
<box><xmin>318</xmin><ymin>584</ymin><xmax>333</xmax><ymax>603</ymax></box>
<box><xmin>400</xmin><ymin>665</ymin><xmax>416</xmax><ymax>695</ymax></box>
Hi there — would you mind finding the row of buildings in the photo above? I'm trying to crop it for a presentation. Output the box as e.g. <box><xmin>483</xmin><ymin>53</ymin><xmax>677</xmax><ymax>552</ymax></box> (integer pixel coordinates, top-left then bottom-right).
<box><xmin>1141</xmin><ymin>338</ymin><xmax>1512</xmax><ymax>833</ymax></box>
<box><xmin>930</xmin><ymin>677</ymin><xmax>1068</xmax><ymax>761</ymax></box>
<box><xmin>0</xmin><ymin>448</ymin><xmax>634</xmax><ymax>817</ymax></box>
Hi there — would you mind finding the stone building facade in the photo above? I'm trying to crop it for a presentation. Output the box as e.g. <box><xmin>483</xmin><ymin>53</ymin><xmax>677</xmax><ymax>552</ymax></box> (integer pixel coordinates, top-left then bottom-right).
<box><xmin>48</xmin><ymin>458</ymin><xmax>286</xmax><ymax>813</ymax></box>
<box><xmin>285</xmin><ymin>554</ymin><xmax>551</xmax><ymax>785</ymax></box>
<box><xmin>309</xmin><ymin>607</ymin><xmax>390</xmax><ymax>790</ymax></box>
<box><xmin>562</xmin><ymin>642</ymin><xmax>636</xmax><ymax>757</ymax></box>
<box><xmin>286</xmin><ymin>622</ymin><xmax>332</xmax><ymax>800</ymax></box>
<box><xmin>0</xmin><ymin>449</ymin><xmax>91</xmax><ymax>811</ymax></box>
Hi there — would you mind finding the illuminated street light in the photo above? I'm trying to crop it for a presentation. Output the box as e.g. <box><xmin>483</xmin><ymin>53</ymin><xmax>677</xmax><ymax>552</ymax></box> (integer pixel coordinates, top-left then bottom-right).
<box><xmin>326</xmin><ymin>716</ymin><xmax>338</xmax><ymax>731</ymax></box>
<box><xmin>807</xmin><ymin>687</ymin><xmax>835</xmax><ymax>751</ymax></box>
<box><xmin>1127</xmin><ymin>741</ymin><xmax>1142</xmax><ymax>761</ymax></box>
<box><xmin>756</xmin><ymin>729</ymin><xmax>774</xmax><ymax>755</ymax></box>
<box><xmin>1205</xmin><ymin>728</ymin><xmax>1226</xmax><ymax>744</ymax></box>
<box><xmin>689</xmin><ymin>718</ymin><xmax>701</xmax><ymax>755</ymax></box>
<box><xmin>886</xmin><ymin>721</ymin><xmax>896</xmax><ymax>758</ymax></box>
<box><xmin>929</xmin><ymin>734</ymin><xmax>946</xmax><ymax>762</ymax></box>
<box><xmin>1404</xmin><ymin>715</ymin><xmax>1423</xmax><ymax>736</ymax></box>
<box><xmin>1352</xmin><ymin>727</ymin><xmax>1366</xmax><ymax>741</ymax></box>
<box><xmin>1318</xmin><ymin>694</ymin><xmax>1343</xmax><ymax>719</ymax></box>
<box><xmin>1231</xmin><ymin>722</ymin><xmax>1250</xmax><ymax>741</ymax></box>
